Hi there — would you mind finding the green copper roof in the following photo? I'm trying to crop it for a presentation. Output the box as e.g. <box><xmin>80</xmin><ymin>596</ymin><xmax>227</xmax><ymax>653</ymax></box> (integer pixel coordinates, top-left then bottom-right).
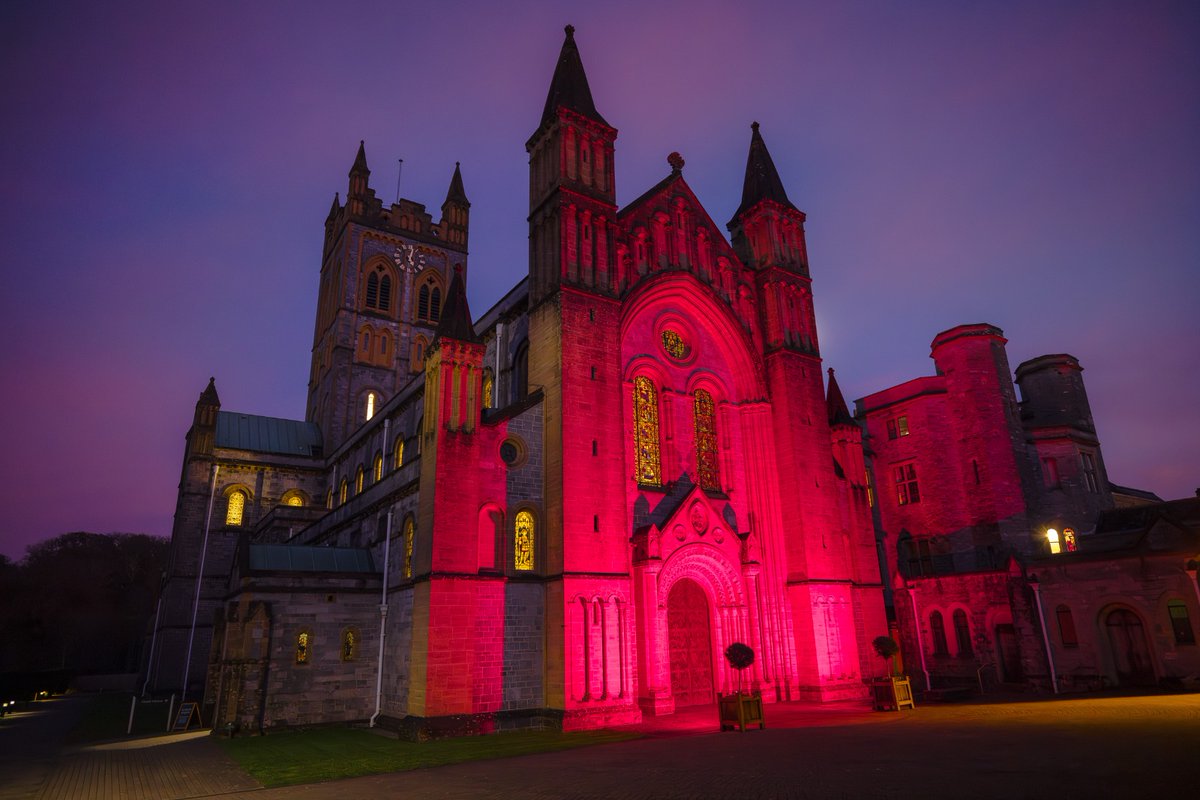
<box><xmin>215</xmin><ymin>412</ymin><xmax>322</xmax><ymax>456</ymax></box>
<box><xmin>248</xmin><ymin>544</ymin><xmax>375</xmax><ymax>573</ymax></box>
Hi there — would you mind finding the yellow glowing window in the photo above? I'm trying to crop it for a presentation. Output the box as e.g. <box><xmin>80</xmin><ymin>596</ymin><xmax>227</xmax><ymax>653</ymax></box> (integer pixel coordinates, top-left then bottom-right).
<box><xmin>339</xmin><ymin>479</ymin><xmax>348</xmax><ymax>505</ymax></box>
<box><xmin>633</xmin><ymin>376</ymin><xmax>661</xmax><ymax>486</ymax></box>
<box><xmin>355</xmin><ymin>467</ymin><xmax>364</xmax><ymax>495</ymax></box>
<box><xmin>225</xmin><ymin>490</ymin><xmax>245</xmax><ymax>526</ymax></box>
<box><xmin>661</xmin><ymin>329</ymin><xmax>690</xmax><ymax>360</ymax></box>
<box><xmin>373</xmin><ymin>453</ymin><xmax>383</xmax><ymax>482</ymax></box>
<box><xmin>296</xmin><ymin>631</ymin><xmax>310</xmax><ymax>664</ymax></box>
<box><xmin>326</xmin><ymin>489</ymin><xmax>333</xmax><ymax>509</ymax></box>
<box><xmin>394</xmin><ymin>437</ymin><xmax>404</xmax><ymax>470</ymax></box>
<box><xmin>341</xmin><ymin>629</ymin><xmax>356</xmax><ymax>661</ymax></box>
<box><xmin>1046</xmin><ymin>528</ymin><xmax>1061</xmax><ymax>555</ymax></box>
<box><xmin>514</xmin><ymin>510</ymin><xmax>535</xmax><ymax>571</ymax></box>
<box><xmin>693</xmin><ymin>389</ymin><xmax>720</xmax><ymax>491</ymax></box>
<box><xmin>284</xmin><ymin>492</ymin><xmax>303</xmax><ymax>507</ymax></box>
<box><xmin>482</xmin><ymin>374</ymin><xmax>494</xmax><ymax>409</ymax></box>
<box><xmin>403</xmin><ymin>518</ymin><xmax>414</xmax><ymax>578</ymax></box>
<box><xmin>1063</xmin><ymin>528</ymin><xmax>1077</xmax><ymax>553</ymax></box>
<box><xmin>366</xmin><ymin>392</ymin><xmax>376</xmax><ymax>421</ymax></box>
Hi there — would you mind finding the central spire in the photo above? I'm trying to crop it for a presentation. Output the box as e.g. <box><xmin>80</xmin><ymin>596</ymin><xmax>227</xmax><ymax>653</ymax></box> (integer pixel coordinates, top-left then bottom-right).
<box><xmin>540</xmin><ymin>24</ymin><xmax>608</xmax><ymax>127</ymax></box>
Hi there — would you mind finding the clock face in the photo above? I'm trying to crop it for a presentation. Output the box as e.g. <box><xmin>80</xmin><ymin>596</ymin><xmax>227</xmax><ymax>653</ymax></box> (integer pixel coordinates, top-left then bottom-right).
<box><xmin>393</xmin><ymin>243</ymin><xmax>426</xmax><ymax>271</ymax></box>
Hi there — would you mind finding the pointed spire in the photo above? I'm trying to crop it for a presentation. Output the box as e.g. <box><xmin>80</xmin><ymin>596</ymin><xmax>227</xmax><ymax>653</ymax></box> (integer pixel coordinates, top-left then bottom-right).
<box><xmin>540</xmin><ymin>25</ymin><xmax>608</xmax><ymax>127</ymax></box>
<box><xmin>443</xmin><ymin>162</ymin><xmax>470</xmax><ymax>207</ymax></box>
<box><xmin>349</xmin><ymin>140</ymin><xmax>369</xmax><ymax>176</ymax></box>
<box><xmin>327</xmin><ymin>192</ymin><xmax>340</xmax><ymax>220</ymax></box>
<box><xmin>732</xmin><ymin>122</ymin><xmax>797</xmax><ymax>221</ymax></box>
<box><xmin>198</xmin><ymin>376</ymin><xmax>220</xmax><ymax>408</ymax></box>
<box><xmin>434</xmin><ymin>268</ymin><xmax>479</xmax><ymax>344</ymax></box>
<box><xmin>826</xmin><ymin>368</ymin><xmax>854</xmax><ymax>427</ymax></box>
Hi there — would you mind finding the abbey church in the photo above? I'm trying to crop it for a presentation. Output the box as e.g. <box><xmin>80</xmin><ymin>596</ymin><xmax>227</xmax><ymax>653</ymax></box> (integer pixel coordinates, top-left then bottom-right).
<box><xmin>147</xmin><ymin>28</ymin><xmax>1200</xmax><ymax>735</ymax></box>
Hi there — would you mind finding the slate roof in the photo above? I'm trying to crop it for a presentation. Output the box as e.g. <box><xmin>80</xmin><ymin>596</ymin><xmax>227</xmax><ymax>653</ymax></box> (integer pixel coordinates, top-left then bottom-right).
<box><xmin>826</xmin><ymin>369</ymin><xmax>855</xmax><ymax>427</ymax></box>
<box><xmin>443</xmin><ymin>162</ymin><xmax>470</xmax><ymax>207</ymax></box>
<box><xmin>731</xmin><ymin>122</ymin><xmax>798</xmax><ymax>222</ymax></box>
<box><xmin>248</xmin><ymin>544</ymin><xmax>374</xmax><ymax>573</ymax></box>
<box><xmin>540</xmin><ymin>25</ymin><xmax>608</xmax><ymax>128</ymax></box>
<box><xmin>215</xmin><ymin>412</ymin><xmax>323</xmax><ymax>457</ymax></box>
<box><xmin>435</xmin><ymin>270</ymin><xmax>479</xmax><ymax>344</ymax></box>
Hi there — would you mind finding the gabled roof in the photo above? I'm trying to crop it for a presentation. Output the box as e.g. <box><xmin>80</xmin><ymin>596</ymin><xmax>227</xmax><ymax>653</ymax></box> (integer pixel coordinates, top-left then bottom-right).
<box><xmin>215</xmin><ymin>412</ymin><xmax>323</xmax><ymax>457</ymax></box>
<box><xmin>540</xmin><ymin>25</ymin><xmax>608</xmax><ymax>128</ymax></box>
<box><xmin>730</xmin><ymin>122</ymin><xmax>798</xmax><ymax>223</ymax></box>
<box><xmin>434</xmin><ymin>270</ymin><xmax>479</xmax><ymax>344</ymax></box>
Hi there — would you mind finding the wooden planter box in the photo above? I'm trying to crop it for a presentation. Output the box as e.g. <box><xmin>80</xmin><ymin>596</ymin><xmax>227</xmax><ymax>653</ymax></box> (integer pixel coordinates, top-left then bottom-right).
<box><xmin>718</xmin><ymin>691</ymin><xmax>765</xmax><ymax>731</ymax></box>
<box><xmin>871</xmin><ymin>676</ymin><xmax>915</xmax><ymax>711</ymax></box>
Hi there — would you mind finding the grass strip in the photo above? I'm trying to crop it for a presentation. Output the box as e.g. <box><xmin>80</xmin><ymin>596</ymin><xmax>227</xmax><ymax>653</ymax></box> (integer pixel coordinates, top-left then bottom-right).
<box><xmin>217</xmin><ymin>726</ymin><xmax>638</xmax><ymax>787</ymax></box>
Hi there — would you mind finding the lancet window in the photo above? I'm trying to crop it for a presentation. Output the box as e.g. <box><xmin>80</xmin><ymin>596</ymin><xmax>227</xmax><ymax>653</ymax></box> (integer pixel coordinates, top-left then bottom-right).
<box><xmin>225</xmin><ymin>490</ymin><xmax>246</xmax><ymax>526</ymax></box>
<box><xmin>633</xmin><ymin>376</ymin><xmax>661</xmax><ymax>486</ymax></box>
<box><xmin>693</xmin><ymin>389</ymin><xmax>720</xmax><ymax>491</ymax></box>
<box><xmin>514</xmin><ymin>510</ymin><xmax>535</xmax><ymax>571</ymax></box>
<box><xmin>402</xmin><ymin>517</ymin><xmax>414</xmax><ymax>579</ymax></box>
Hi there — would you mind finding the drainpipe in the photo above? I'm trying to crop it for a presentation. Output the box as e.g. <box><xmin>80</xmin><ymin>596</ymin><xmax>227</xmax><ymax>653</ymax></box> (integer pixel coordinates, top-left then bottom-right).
<box><xmin>907</xmin><ymin>585</ymin><xmax>931</xmax><ymax>691</ymax></box>
<box><xmin>182</xmin><ymin>463</ymin><xmax>220</xmax><ymax>703</ymax></box>
<box><xmin>1029</xmin><ymin>575</ymin><xmax>1059</xmax><ymax>694</ymax></box>
<box><xmin>370</xmin><ymin>506</ymin><xmax>394</xmax><ymax>728</ymax></box>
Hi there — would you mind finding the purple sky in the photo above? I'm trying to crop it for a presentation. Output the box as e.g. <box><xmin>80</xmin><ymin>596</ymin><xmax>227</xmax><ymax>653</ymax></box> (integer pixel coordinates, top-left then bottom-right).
<box><xmin>2</xmin><ymin>1</ymin><xmax>1197</xmax><ymax>559</ymax></box>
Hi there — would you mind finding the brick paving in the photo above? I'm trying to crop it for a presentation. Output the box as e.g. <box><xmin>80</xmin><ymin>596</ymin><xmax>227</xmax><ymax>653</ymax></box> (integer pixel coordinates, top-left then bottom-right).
<box><xmin>3</xmin><ymin>693</ymin><xmax>1198</xmax><ymax>799</ymax></box>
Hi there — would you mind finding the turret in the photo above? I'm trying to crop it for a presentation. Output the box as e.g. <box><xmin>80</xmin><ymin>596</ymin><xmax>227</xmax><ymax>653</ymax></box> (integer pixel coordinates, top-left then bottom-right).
<box><xmin>438</xmin><ymin>162</ymin><xmax>470</xmax><ymax>248</ymax></box>
<box><xmin>347</xmin><ymin>140</ymin><xmax>371</xmax><ymax>216</ymax></box>
<box><xmin>727</xmin><ymin>122</ymin><xmax>809</xmax><ymax>274</ymax></box>
<box><xmin>189</xmin><ymin>377</ymin><xmax>220</xmax><ymax>457</ymax></box>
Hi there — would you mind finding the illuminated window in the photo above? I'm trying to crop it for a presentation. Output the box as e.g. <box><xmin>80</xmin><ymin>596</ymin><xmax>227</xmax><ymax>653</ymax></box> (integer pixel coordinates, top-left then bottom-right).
<box><xmin>225</xmin><ymin>490</ymin><xmax>246</xmax><ymax>526</ymax></box>
<box><xmin>661</xmin><ymin>329</ymin><xmax>690</xmax><ymax>360</ymax></box>
<box><xmin>282</xmin><ymin>490</ymin><xmax>304</xmax><ymax>507</ymax></box>
<box><xmin>1169</xmin><ymin>601</ymin><xmax>1195</xmax><ymax>645</ymax></box>
<box><xmin>1056</xmin><ymin>605</ymin><xmax>1078</xmax><ymax>648</ymax></box>
<box><xmin>887</xmin><ymin>416</ymin><xmax>910</xmax><ymax>439</ymax></box>
<box><xmin>373</xmin><ymin>452</ymin><xmax>383</xmax><ymax>482</ymax></box>
<box><xmin>1046</xmin><ymin>529</ymin><xmax>1061</xmax><ymax>555</ymax></box>
<box><xmin>930</xmin><ymin>611</ymin><xmax>949</xmax><ymax>656</ymax></box>
<box><xmin>953</xmin><ymin>609</ymin><xmax>972</xmax><ymax>656</ymax></box>
<box><xmin>355</xmin><ymin>466</ymin><xmax>364</xmax><ymax>495</ymax></box>
<box><xmin>865</xmin><ymin>469</ymin><xmax>875</xmax><ymax>507</ymax></box>
<box><xmin>514</xmin><ymin>510</ymin><xmax>535</xmax><ymax>571</ymax></box>
<box><xmin>341</xmin><ymin>628</ymin><xmax>357</xmax><ymax>661</ymax></box>
<box><xmin>296</xmin><ymin>631</ymin><xmax>310</xmax><ymax>664</ymax></box>
<box><xmin>402</xmin><ymin>517</ymin><xmax>414</xmax><ymax>578</ymax></box>
<box><xmin>693</xmin><ymin>389</ymin><xmax>719</xmax><ymax>491</ymax></box>
<box><xmin>633</xmin><ymin>376</ymin><xmax>661</xmax><ymax>486</ymax></box>
<box><xmin>326</xmin><ymin>489</ymin><xmax>333</xmax><ymax>509</ymax></box>
<box><xmin>365</xmin><ymin>391</ymin><xmax>376</xmax><ymax>421</ymax></box>
<box><xmin>1063</xmin><ymin>528</ymin><xmax>1077</xmax><ymax>552</ymax></box>
<box><xmin>393</xmin><ymin>437</ymin><xmax>404</xmax><ymax>470</ymax></box>
<box><xmin>894</xmin><ymin>463</ymin><xmax>919</xmax><ymax>505</ymax></box>
<box><xmin>1081</xmin><ymin>452</ymin><xmax>1099</xmax><ymax>493</ymax></box>
<box><xmin>482</xmin><ymin>371</ymin><xmax>494</xmax><ymax>409</ymax></box>
<box><xmin>339</xmin><ymin>479</ymin><xmax>348</xmax><ymax>505</ymax></box>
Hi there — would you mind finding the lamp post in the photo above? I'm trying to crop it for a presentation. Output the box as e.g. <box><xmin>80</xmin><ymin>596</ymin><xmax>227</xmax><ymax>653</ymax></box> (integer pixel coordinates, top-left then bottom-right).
<box><xmin>1028</xmin><ymin>574</ymin><xmax>1059</xmax><ymax>694</ymax></box>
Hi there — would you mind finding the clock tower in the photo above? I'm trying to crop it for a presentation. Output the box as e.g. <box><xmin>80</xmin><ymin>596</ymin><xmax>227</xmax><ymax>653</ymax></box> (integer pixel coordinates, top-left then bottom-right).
<box><xmin>307</xmin><ymin>144</ymin><xmax>470</xmax><ymax>452</ymax></box>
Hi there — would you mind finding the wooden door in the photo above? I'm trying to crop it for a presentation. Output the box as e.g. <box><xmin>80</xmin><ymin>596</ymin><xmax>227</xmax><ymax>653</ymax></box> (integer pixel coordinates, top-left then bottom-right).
<box><xmin>1106</xmin><ymin>608</ymin><xmax>1155</xmax><ymax>686</ymax></box>
<box><xmin>667</xmin><ymin>579</ymin><xmax>715</xmax><ymax>707</ymax></box>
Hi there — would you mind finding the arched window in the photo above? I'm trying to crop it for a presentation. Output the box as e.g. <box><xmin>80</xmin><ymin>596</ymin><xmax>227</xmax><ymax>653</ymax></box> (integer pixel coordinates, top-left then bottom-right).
<box><xmin>365</xmin><ymin>391</ymin><xmax>376</xmax><ymax>421</ymax></box>
<box><xmin>296</xmin><ymin>630</ymin><xmax>311</xmax><ymax>664</ymax></box>
<box><xmin>339</xmin><ymin>479</ymin><xmax>348</xmax><ymax>505</ymax></box>
<box><xmin>394</xmin><ymin>437</ymin><xmax>404</xmax><ymax>470</ymax></box>
<box><xmin>366</xmin><ymin>271</ymin><xmax>379</xmax><ymax>308</ymax></box>
<box><xmin>512</xmin><ymin>342</ymin><xmax>529</xmax><ymax>402</ymax></box>
<box><xmin>482</xmin><ymin>370</ymin><xmax>494</xmax><ymax>410</ymax></box>
<box><xmin>402</xmin><ymin>517</ymin><xmax>414</xmax><ymax>578</ymax></box>
<box><xmin>514</xmin><ymin>510</ymin><xmax>535</xmax><ymax>571</ymax></box>
<box><xmin>355</xmin><ymin>466</ymin><xmax>364</xmax><ymax>495</ymax></box>
<box><xmin>930</xmin><ymin>611</ymin><xmax>949</xmax><ymax>656</ymax></box>
<box><xmin>693</xmin><ymin>388</ymin><xmax>720</xmax><ymax>491</ymax></box>
<box><xmin>225</xmin><ymin>490</ymin><xmax>246</xmax><ymax>526</ymax></box>
<box><xmin>416</xmin><ymin>274</ymin><xmax>443</xmax><ymax>324</ymax></box>
<box><xmin>633</xmin><ymin>376</ymin><xmax>661</xmax><ymax>486</ymax></box>
<box><xmin>373</xmin><ymin>452</ymin><xmax>383</xmax><ymax>482</ymax></box>
<box><xmin>412</xmin><ymin>336</ymin><xmax>428</xmax><ymax>373</ymax></box>
<box><xmin>378</xmin><ymin>274</ymin><xmax>392</xmax><ymax>312</ymax></box>
<box><xmin>1046</xmin><ymin>528</ymin><xmax>1061</xmax><ymax>554</ymax></box>
<box><xmin>363</xmin><ymin>265</ymin><xmax>393</xmax><ymax>313</ymax></box>
<box><xmin>326</xmin><ymin>489</ymin><xmax>333</xmax><ymax>509</ymax></box>
<box><xmin>341</xmin><ymin>628</ymin><xmax>357</xmax><ymax>661</ymax></box>
<box><xmin>1169</xmin><ymin>600</ymin><xmax>1195</xmax><ymax>645</ymax></box>
<box><xmin>281</xmin><ymin>490</ymin><xmax>304</xmax><ymax>507</ymax></box>
<box><xmin>952</xmin><ymin>609</ymin><xmax>972</xmax><ymax>656</ymax></box>
<box><xmin>1056</xmin><ymin>604</ymin><xmax>1078</xmax><ymax>647</ymax></box>
<box><xmin>430</xmin><ymin>286</ymin><xmax>442</xmax><ymax>320</ymax></box>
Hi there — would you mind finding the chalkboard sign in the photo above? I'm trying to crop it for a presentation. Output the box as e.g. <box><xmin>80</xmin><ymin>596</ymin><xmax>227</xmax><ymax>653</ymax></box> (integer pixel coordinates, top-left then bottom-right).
<box><xmin>173</xmin><ymin>702</ymin><xmax>200</xmax><ymax>731</ymax></box>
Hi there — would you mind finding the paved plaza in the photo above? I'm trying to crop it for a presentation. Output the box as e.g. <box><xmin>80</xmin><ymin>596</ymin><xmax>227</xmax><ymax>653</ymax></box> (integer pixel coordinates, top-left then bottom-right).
<box><xmin>2</xmin><ymin>693</ymin><xmax>1197</xmax><ymax>799</ymax></box>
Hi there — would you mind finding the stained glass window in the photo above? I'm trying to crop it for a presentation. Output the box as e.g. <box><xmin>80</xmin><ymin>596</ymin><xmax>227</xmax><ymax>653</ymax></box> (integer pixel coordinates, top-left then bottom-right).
<box><xmin>633</xmin><ymin>376</ymin><xmax>661</xmax><ymax>486</ymax></box>
<box><xmin>514</xmin><ymin>510</ymin><xmax>535</xmax><ymax>571</ymax></box>
<box><xmin>482</xmin><ymin>373</ymin><xmax>494</xmax><ymax>409</ymax></box>
<box><xmin>225</xmin><ymin>491</ymin><xmax>245</xmax><ymax>526</ymax></box>
<box><xmin>661</xmin><ymin>329</ymin><xmax>690</xmax><ymax>360</ymax></box>
<box><xmin>394</xmin><ymin>437</ymin><xmax>404</xmax><ymax>470</ymax></box>
<box><xmin>694</xmin><ymin>389</ymin><xmax>720</xmax><ymax>491</ymax></box>
<box><xmin>355</xmin><ymin>467</ymin><xmax>364</xmax><ymax>495</ymax></box>
<box><xmin>373</xmin><ymin>453</ymin><xmax>383</xmax><ymax>482</ymax></box>
<box><xmin>403</xmin><ymin>518</ymin><xmax>414</xmax><ymax>578</ymax></box>
<box><xmin>296</xmin><ymin>631</ymin><xmax>310</xmax><ymax>664</ymax></box>
<box><xmin>341</xmin><ymin>629</ymin><xmax>356</xmax><ymax>661</ymax></box>
<box><xmin>284</xmin><ymin>492</ymin><xmax>303</xmax><ymax>507</ymax></box>
<box><xmin>1063</xmin><ymin>528</ymin><xmax>1077</xmax><ymax>553</ymax></box>
<box><xmin>339</xmin><ymin>479</ymin><xmax>348</xmax><ymax>505</ymax></box>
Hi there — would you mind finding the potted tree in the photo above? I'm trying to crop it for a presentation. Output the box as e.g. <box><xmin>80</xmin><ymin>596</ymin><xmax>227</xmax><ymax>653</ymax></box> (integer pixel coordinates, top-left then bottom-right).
<box><xmin>718</xmin><ymin>642</ymin><xmax>765</xmax><ymax>731</ymax></box>
<box><xmin>870</xmin><ymin>635</ymin><xmax>915</xmax><ymax>711</ymax></box>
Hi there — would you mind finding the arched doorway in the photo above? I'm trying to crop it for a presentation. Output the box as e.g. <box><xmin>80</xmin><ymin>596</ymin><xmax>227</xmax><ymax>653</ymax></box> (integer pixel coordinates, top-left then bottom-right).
<box><xmin>667</xmin><ymin>579</ymin><xmax>715</xmax><ymax>707</ymax></box>
<box><xmin>1105</xmin><ymin>608</ymin><xmax>1155</xmax><ymax>686</ymax></box>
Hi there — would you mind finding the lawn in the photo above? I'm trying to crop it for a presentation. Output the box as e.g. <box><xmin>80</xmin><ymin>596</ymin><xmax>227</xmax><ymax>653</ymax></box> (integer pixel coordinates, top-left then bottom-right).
<box><xmin>217</xmin><ymin>726</ymin><xmax>638</xmax><ymax>787</ymax></box>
